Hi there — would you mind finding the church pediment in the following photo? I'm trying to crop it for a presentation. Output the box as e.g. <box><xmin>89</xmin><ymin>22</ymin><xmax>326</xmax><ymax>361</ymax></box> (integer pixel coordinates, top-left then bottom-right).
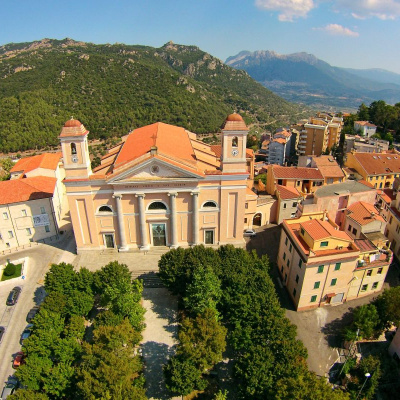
<box><xmin>107</xmin><ymin>158</ymin><xmax>203</xmax><ymax>183</ymax></box>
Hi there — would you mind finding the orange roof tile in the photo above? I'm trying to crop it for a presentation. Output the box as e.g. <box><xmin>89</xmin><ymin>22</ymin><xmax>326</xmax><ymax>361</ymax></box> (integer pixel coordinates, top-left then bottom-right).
<box><xmin>346</xmin><ymin>201</ymin><xmax>384</xmax><ymax>226</ymax></box>
<box><xmin>355</xmin><ymin>121</ymin><xmax>377</xmax><ymax>128</ymax></box>
<box><xmin>114</xmin><ymin>122</ymin><xmax>196</xmax><ymax>169</ymax></box>
<box><xmin>312</xmin><ymin>156</ymin><xmax>344</xmax><ymax>179</ymax></box>
<box><xmin>0</xmin><ymin>176</ymin><xmax>57</xmax><ymax>205</ymax></box>
<box><xmin>272</xmin><ymin>165</ymin><xmax>323</xmax><ymax>180</ymax></box>
<box><xmin>378</xmin><ymin>188</ymin><xmax>395</xmax><ymax>203</ymax></box>
<box><xmin>300</xmin><ymin>219</ymin><xmax>351</xmax><ymax>241</ymax></box>
<box><xmin>11</xmin><ymin>153</ymin><xmax>61</xmax><ymax>174</ymax></box>
<box><xmin>276</xmin><ymin>185</ymin><xmax>301</xmax><ymax>200</ymax></box>
<box><xmin>351</xmin><ymin>152</ymin><xmax>400</xmax><ymax>175</ymax></box>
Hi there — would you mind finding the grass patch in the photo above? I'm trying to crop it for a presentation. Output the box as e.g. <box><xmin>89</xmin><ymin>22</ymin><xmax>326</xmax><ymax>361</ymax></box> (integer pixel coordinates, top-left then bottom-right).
<box><xmin>1</xmin><ymin>263</ymin><xmax>22</xmax><ymax>281</ymax></box>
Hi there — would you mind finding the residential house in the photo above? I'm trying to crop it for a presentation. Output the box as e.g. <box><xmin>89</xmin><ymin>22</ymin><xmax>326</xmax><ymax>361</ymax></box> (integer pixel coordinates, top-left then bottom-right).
<box><xmin>344</xmin><ymin>135</ymin><xmax>389</xmax><ymax>154</ymax></box>
<box><xmin>354</xmin><ymin>121</ymin><xmax>377</xmax><ymax>138</ymax></box>
<box><xmin>298</xmin><ymin>155</ymin><xmax>344</xmax><ymax>185</ymax></box>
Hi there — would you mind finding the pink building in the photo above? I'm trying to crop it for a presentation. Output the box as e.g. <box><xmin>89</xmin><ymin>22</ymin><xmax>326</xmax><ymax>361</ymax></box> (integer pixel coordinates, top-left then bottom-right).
<box><xmin>60</xmin><ymin>114</ymin><xmax>254</xmax><ymax>252</ymax></box>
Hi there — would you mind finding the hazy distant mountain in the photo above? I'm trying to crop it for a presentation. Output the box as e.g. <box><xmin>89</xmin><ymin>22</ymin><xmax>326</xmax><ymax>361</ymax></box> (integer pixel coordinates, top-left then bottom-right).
<box><xmin>226</xmin><ymin>50</ymin><xmax>400</xmax><ymax>110</ymax></box>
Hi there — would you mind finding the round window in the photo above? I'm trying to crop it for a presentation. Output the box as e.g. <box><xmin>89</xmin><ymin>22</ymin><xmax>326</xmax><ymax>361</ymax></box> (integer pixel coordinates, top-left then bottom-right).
<box><xmin>150</xmin><ymin>165</ymin><xmax>160</xmax><ymax>174</ymax></box>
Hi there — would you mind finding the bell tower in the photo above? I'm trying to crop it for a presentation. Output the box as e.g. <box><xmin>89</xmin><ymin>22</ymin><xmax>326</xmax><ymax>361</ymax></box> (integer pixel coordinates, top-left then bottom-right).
<box><xmin>221</xmin><ymin>113</ymin><xmax>249</xmax><ymax>173</ymax></box>
<box><xmin>59</xmin><ymin>118</ymin><xmax>92</xmax><ymax>179</ymax></box>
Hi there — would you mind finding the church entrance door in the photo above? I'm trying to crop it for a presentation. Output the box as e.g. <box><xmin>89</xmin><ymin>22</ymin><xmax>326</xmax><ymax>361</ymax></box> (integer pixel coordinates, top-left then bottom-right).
<box><xmin>152</xmin><ymin>223</ymin><xmax>167</xmax><ymax>246</ymax></box>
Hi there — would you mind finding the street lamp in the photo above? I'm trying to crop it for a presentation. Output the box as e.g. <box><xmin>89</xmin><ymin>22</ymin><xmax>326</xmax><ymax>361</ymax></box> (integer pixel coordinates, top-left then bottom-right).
<box><xmin>356</xmin><ymin>372</ymin><xmax>371</xmax><ymax>400</ymax></box>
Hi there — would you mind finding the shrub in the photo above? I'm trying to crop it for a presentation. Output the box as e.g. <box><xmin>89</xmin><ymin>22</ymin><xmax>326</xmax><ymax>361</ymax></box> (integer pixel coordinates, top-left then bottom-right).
<box><xmin>4</xmin><ymin>263</ymin><xmax>16</xmax><ymax>276</ymax></box>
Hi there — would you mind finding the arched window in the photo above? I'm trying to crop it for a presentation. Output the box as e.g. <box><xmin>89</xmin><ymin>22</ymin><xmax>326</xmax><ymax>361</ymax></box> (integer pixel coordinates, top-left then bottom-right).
<box><xmin>98</xmin><ymin>205</ymin><xmax>113</xmax><ymax>213</ymax></box>
<box><xmin>202</xmin><ymin>201</ymin><xmax>218</xmax><ymax>208</ymax></box>
<box><xmin>232</xmin><ymin>137</ymin><xmax>238</xmax><ymax>147</ymax></box>
<box><xmin>148</xmin><ymin>201</ymin><xmax>167</xmax><ymax>211</ymax></box>
<box><xmin>71</xmin><ymin>143</ymin><xmax>77</xmax><ymax>155</ymax></box>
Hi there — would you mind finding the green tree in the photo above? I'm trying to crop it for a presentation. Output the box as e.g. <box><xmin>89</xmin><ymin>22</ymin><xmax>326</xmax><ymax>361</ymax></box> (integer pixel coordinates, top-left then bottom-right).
<box><xmin>352</xmin><ymin>304</ymin><xmax>380</xmax><ymax>339</ymax></box>
<box><xmin>8</xmin><ymin>390</ymin><xmax>50</xmax><ymax>399</ymax></box>
<box><xmin>183</xmin><ymin>266</ymin><xmax>222</xmax><ymax>316</ymax></box>
<box><xmin>374</xmin><ymin>286</ymin><xmax>400</xmax><ymax>329</ymax></box>
<box><xmin>164</xmin><ymin>355</ymin><xmax>206</xmax><ymax>398</ymax></box>
<box><xmin>358</xmin><ymin>103</ymin><xmax>370</xmax><ymax>121</ymax></box>
<box><xmin>178</xmin><ymin>308</ymin><xmax>227</xmax><ymax>371</ymax></box>
<box><xmin>44</xmin><ymin>263</ymin><xmax>77</xmax><ymax>296</ymax></box>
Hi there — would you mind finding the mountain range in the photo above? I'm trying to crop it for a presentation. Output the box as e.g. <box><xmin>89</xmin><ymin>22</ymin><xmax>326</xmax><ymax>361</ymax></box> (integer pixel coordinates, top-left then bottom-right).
<box><xmin>226</xmin><ymin>50</ymin><xmax>400</xmax><ymax>110</ymax></box>
<box><xmin>0</xmin><ymin>39</ymin><xmax>307</xmax><ymax>153</ymax></box>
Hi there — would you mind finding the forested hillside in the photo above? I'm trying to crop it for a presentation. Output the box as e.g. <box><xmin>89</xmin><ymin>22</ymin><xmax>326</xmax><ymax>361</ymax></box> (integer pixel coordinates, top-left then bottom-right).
<box><xmin>0</xmin><ymin>38</ymin><xmax>306</xmax><ymax>153</ymax></box>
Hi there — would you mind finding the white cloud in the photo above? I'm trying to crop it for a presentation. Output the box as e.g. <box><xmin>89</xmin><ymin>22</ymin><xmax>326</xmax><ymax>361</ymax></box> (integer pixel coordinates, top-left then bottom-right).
<box><xmin>315</xmin><ymin>23</ymin><xmax>359</xmax><ymax>37</ymax></box>
<box><xmin>334</xmin><ymin>0</ymin><xmax>400</xmax><ymax>20</ymax></box>
<box><xmin>255</xmin><ymin>0</ymin><xmax>315</xmax><ymax>21</ymax></box>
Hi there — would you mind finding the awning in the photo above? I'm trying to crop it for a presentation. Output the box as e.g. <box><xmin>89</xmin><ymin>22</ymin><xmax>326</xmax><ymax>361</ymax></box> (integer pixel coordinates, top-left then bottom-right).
<box><xmin>326</xmin><ymin>293</ymin><xmax>336</xmax><ymax>298</ymax></box>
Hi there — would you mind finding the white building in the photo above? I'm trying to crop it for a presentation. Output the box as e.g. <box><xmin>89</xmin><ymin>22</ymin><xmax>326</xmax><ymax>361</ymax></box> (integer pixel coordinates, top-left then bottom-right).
<box><xmin>354</xmin><ymin>121</ymin><xmax>377</xmax><ymax>138</ymax></box>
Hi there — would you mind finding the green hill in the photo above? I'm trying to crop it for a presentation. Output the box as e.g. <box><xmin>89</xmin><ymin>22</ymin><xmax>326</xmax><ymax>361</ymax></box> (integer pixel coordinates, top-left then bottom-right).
<box><xmin>0</xmin><ymin>38</ymin><xmax>306</xmax><ymax>153</ymax></box>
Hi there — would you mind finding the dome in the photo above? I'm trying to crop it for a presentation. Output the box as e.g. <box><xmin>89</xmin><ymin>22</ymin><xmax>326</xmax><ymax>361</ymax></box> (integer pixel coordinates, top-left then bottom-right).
<box><xmin>226</xmin><ymin>113</ymin><xmax>243</xmax><ymax>122</ymax></box>
<box><xmin>64</xmin><ymin>119</ymin><xmax>82</xmax><ymax>128</ymax></box>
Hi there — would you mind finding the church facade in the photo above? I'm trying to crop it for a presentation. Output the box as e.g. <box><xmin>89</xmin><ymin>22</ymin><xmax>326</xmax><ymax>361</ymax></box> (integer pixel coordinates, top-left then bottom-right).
<box><xmin>60</xmin><ymin>114</ymin><xmax>254</xmax><ymax>252</ymax></box>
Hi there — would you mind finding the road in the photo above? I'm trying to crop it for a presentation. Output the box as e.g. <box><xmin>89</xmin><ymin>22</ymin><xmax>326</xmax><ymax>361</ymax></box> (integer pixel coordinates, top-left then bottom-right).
<box><xmin>0</xmin><ymin>234</ymin><xmax>76</xmax><ymax>389</ymax></box>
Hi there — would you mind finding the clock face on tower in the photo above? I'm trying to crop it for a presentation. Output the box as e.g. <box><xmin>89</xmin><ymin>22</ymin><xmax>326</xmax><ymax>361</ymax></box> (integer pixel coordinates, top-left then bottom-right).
<box><xmin>231</xmin><ymin>149</ymin><xmax>239</xmax><ymax>156</ymax></box>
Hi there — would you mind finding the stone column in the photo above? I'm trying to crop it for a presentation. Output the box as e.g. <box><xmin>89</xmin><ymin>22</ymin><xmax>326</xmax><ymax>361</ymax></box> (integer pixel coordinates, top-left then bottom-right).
<box><xmin>191</xmin><ymin>192</ymin><xmax>199</xmax><ymax>245</ymax></box>
<box><xmin>136</xmin><ymin>193</ymin><xmax>149</xmax><ymax>250</ymax></box>
<box><xmin>113</xmin><ymin>194</ymin><xmax>128</xmax><ymax>251</ymax></box>
<box><xmin>168</xmin><ymin>192</ymin><xmax>178</xmax><ymax>248</ymax></box>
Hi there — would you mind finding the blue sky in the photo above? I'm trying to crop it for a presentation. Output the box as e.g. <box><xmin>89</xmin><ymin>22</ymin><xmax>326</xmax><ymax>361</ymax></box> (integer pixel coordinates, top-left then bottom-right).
<box><xmin>1</xmin><ymin>0</ymin><xmax>400</xmax><ymax>73</ymax></box>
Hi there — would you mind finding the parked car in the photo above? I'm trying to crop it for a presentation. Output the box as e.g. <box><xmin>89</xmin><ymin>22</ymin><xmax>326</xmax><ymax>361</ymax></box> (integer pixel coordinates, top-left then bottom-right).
<box><xmin>243</xmin><ymin>229</ymin><xmax>256</xmax><ymax>237</ymax></box>
<box><xmin>12</xmin><ymin>352</ymin><xmax>25</xmax><ymax>369</ymax></box>
<box><xmin>0</xmin><ymin>377</ymin><xmax>18</xmax><ymax>399</ymax></box>
<box><xmin>20</xmin><ymin>324</ymin><xmax>33</xmax><ymax>345</ymax></box>
<box><xmin>6</xmin><ymin>286</ymin><xmax>22</xmax><ymax>306</ymax></box>
<box><xmin>26</xmin><ymin>306</ymin><xmax>39</xmax><ymax>323</ymax></box>
<box><xmin>0</xmin><ymin>326</ymin><xmax>5</xmax><ymax>344</ymax></box>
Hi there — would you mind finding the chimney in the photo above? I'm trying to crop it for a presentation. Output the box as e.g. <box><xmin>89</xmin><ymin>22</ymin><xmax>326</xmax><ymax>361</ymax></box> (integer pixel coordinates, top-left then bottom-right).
<box><xmin>150</xmin><ymin>146</ymin><xmax>158</xmax><ymax>155</ymax></box>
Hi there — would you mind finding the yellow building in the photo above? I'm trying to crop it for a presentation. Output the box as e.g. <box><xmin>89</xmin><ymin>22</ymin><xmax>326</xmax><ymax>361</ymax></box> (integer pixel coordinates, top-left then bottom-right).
<box><xmin>345</xmin><ymin>152</ymin><xmax>400</xmax><ymax>189</ymax></box>
<box><xmin>277</xmin><ymin>214</ymin><xmax>391</xmax><ymax>311</ymax></box>
<box><xmin>60</xmin><ymin>114</ymin><xmax>259</xmax><ymax>252</ymax></box>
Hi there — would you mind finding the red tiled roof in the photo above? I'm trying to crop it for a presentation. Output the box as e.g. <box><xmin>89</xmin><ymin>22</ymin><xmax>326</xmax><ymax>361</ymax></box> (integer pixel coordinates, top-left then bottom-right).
<box><xmin>11</xmin><ymin>153</ymin><xmax>61</xmax><ymax>174</ymax></box>
<box><xmin>312</xmin><ymin>156</ymin><xmax>344</xmax><ymax>179</ymax></box>
<box><xmin>347</xmin><ymin>201</ymin><xmax>385</xmax><ymax>226</ymax></box>
<box><xmin>358</xmin><ymin>180</ymin><xmax>374</xmax><ymax>188</ymax></box>
<box><xmin>300</xmin><ymin>219</ymin><xmax>351</xmax><ymax>241</ymax></box>
<box><xmin>276</xmin><ymin>185</ymin><xmax>301</xmax><ymax>200</ymax></box>
<box><xmin>355</xmin><ymin>121</ymin><xmax>377</xmax><ymax>128</ymax></box>
<box><xmin>351</xmin><ymin>152</ymin><xmax>400</xmax><ymax>175</ymax></box>
<box><xmin>378</xmin><ymin>188</ymin><xmax>395</xmax><ymax>203</ymax></box>
<box><xmin>0</xmin><ymin>176</ymin><xmax>57</xmax><ymax>205</ymax></box>
<box><xmin>354</xmin><ymin>239</ymin><xmax>376</xmax><ymax>253</ymax></box>
<box><xmin>272</xmin><ymin>165</ymin><xmax>323</xmax><ymax>180</ymax></box>
<box><xmin>114</xmin><ymin>122</ymin><xmax>197</xmax><ymax>169</ymax></box>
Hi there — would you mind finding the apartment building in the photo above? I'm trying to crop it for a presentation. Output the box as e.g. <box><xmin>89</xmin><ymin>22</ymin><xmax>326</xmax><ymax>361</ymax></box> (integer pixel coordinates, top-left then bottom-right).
<box><xmin>277</xmin><ymin>214</ymin><xmax>392</xmax><ymax>311</ymax></box>
<box><xmin>345</xmin><ymin>151</ymin><xmax>400</xmax><ymax>189</ymax></box>
<box><xmin>344</xmin><ymin>135</ymin><xmax>389</xmax><ymax>154</ymax></box>
<box><xmin>297</xmin><ymin>114</ymin><xmax>343</xmax><ymax>156</ymax></box>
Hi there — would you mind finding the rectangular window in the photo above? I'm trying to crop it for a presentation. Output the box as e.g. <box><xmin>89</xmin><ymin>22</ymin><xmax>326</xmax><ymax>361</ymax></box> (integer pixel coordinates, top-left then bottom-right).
<box><xmin>21</xmin><ymin>209</ymin><xmax>27</xmax><ymax>217</ymax></box>
<box><xmin>295</xmin><ymin>274</ymin><xmax>299</xmax><ymax>283</ymax></box>
<box><xmin>334</xmin><ymin>263</ymin><xmax>341</xmax><ymax>271</ymax></box>
<box><xmin>40</xmin><ymin>206</ymin><xmax>46</xmax><ymax>214</ymax></box>
<box><xmin>3</xmin><ymin>212</ymin><xmax>8</xmax><ymax>220</ymax></box>
<box><xmin>311</xmin><ymin>295</ymin><xmax>317</xmax><ymax>303</ymax></box>
<box><xmin>292</xmin><ymin>202</ymin><xmax>297</xmax><ymax>208</ymax></box>
<box><xmin>352</xmin><ymin>228</ymin><xmax>357</xmax><ymax>235</ymax></box>
<box><xmin>26</xmin><ymin>228</ymin><xmax>31</xmax><ymax>235</ymax></box>
<box><xmin>372</xmin><ymin>282</ymin><xmax>378</xmax><ymax>289</ymax></box>
<box><xmin>283</xmin><ymin>253</ymin><xmax>286</xmax><ymax>260</ymax></box>
<box><xmin>281</xmin><ymin>266</ymin><xmax>284</xmax><ymax>273</ymax></box>
<box><xmin>285</xmin><ymin>237</ymin><xmax>288</xmax><ymax>245</ymax></box>
<box><xmin>320</xmin><ymin>241</ymin><xmax>328</xmax><ymax>247</ymax></box>
<box><xmin>289</xmin><ymin>244</ymin><xmax>293</xmax><ymax>252</ymax></box>
<box><xmin>301</xmin><ymin>228</ymin><xmax>305</xmax><ymax>235</ymax></box>
<box><xmin>278</xmin><ymin>179</ymin><xmax>283</xmax><ymax>185</ymax></box>
<box><xmin>366</xmin><ymin>269</ymin><xmax>372</xmax><ymax>277</ymax></box>
<box><xmin>361</xmin><ymin>284</ymin><xmax>368</xmax><ymax>292</ymax></box>
<box><xmin>45</xmin><ymin>225</ymin><xmax>50</xmax><ymax>233</ymax></box>
<box><xmin>327</xmin><ymin>178</ymin><xmax>333</xmax><ymax>184</ymax></box>
<box><xmin>297</xmin><ymin>181</ymin><xmax>301</xmax><ymax>186</ymax></box>
<box><xmin>397</xmin><ymin>225</ymin><xmax>400</xmax><ymax>234</ymax></box>
<box><xmin>244</xmin><ymin>218</ymin><xmax>247</xmax><ymax>223</ymax></box>
<box><xmin>390</xmin><ymin>216</ymin><xmax>393</xmax><ymax>224</ymax></box>
<box><xmin>331</xmin><ymin>278</ymin><xmax>337</xmax><ymax>286</ymax></box>
<box><xmin>8</xmin><ymin>231</ymin><xmax>13</xmax><ymax>239</ymax></box>
<box><xmin>204</xmin><ymin>230</ymin><xmax>214</xmax><ymax>244</ymax></box>
<box><xmin>317</xmin><ymin>265</ymin><xmax>324</xmax><ymax>273</ymax></box>
<box><xmin>293</xmin><ymin>288</ymin><xmax>297</xmax><ymax>297</ymax></box>
<box><xmin>347</xmin><ymin>225</ymin><xmax>351</xmax><ymax>231</ymax></box>
<box><xmin>314</xmin><ymin>281</ymin><xmax>320</xmax><ymax>289</ymax></box>
<box><xmin>245</xmin><ymin>203</ymin><xmax>248</xmax><ymax>209</ymax></box>
<box><xmin>286</xmin><ymin>259</ymin><xmax>290</xmax><ymax>267</ymax></box>
<box><xmin>298</xmin><ymin>259</ymin><xmax>303</xmax><ymax>268</ymax></box>
<box><xmin>377</xmin><ymin>267</ymin><xmax>383</xmax><ymax>274</ymax></box>
<box><xmin>285</xmin><ymin>273</ymin><xmax>287</xmax><ymax>282</ymax></box>
<box><xmin>283</xmin><ymin>203</ymin><xmax>287</xmax><ymax>209</ymax></box>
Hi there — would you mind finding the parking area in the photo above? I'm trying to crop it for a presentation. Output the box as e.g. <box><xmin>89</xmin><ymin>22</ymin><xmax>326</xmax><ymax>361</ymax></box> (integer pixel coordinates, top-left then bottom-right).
<box><xmin>0</xmin><ymin>234</ymin><xmax>76</xmax><ymax>391</ymax></box>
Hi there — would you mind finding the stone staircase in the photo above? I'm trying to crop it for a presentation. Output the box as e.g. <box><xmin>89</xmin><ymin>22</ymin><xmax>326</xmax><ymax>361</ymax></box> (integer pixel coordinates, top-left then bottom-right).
<box><xmin>132</xmin><ymin>270</ymin><xmax>164</xmax><ymax>288</ymax></box>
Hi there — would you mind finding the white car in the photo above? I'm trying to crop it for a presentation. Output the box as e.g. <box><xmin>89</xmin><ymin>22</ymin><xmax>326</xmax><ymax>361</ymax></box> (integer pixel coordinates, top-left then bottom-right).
<box><xmin>244</xmin><ymin>229</ymin><xmax>256</xmax><ymax>237</ymax></box>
